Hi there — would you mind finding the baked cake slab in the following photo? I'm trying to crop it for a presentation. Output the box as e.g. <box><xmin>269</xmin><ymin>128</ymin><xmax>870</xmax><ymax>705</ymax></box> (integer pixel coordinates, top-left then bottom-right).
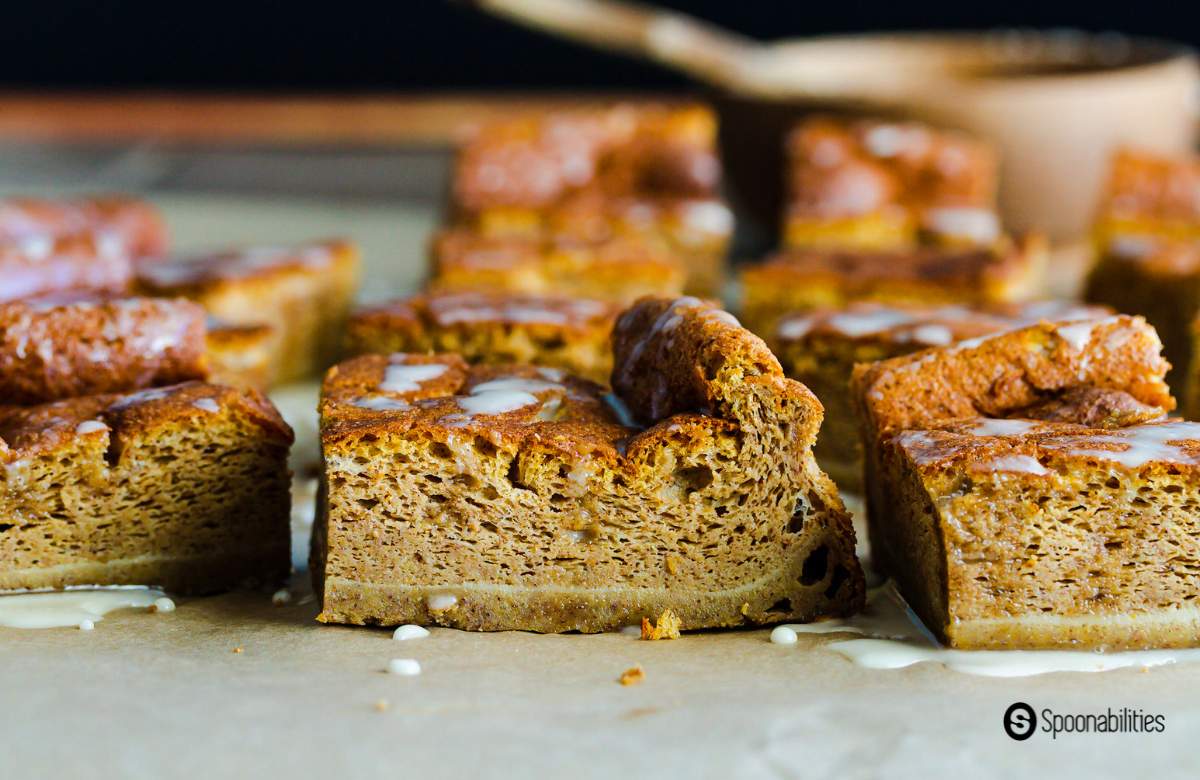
<box><xmin>344</xmin><ymin>290</ymin><xmax>621</xmax><ymax>384</ymax></box>
<box><xmin>0</xmin><ymin>382</ymin><xmax>293</xmax><ymax>594</ymax></box>
<box><xmin>136</xmin><ymin>239</ymin><xmax>360</xmax><ymax>384</ymax></box>
<box><xmin>314</xmin><ymin>297</ymin><xmax>864</xmax><ymax>632</ymax></box>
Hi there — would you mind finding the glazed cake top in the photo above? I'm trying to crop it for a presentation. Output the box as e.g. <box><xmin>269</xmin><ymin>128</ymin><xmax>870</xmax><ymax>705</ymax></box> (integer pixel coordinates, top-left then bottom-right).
<box><xmin>0</xmin><ymin>382</ymin><xmax>292</xmax><ymax>465</ymax></box>
<box><xmin>0</xmin><ymin>194</ymin><xmax>168</xmax><ymax>259</ymax></box>
<box><xmin>786</xmin><ymin>116</ymin><xmax>998</xmax><ymax>232</ymax></box>
<box><xmin>895</xmin><ymin>414</ymin><xmax>1200</xmax><ymax>476</ymax></box>
<box><xmin>0</xmin><ymin>232</ymin><xmax>133</xmax><ymax>303</ymax></box>
<box><xmin>776</xmin><ymin>300</ymin><xmax>1110</xmax><ymax>348</ymax></box>
<box><xmin>432</xmin><ymin>229</ymin><xmax>685</xmax><ymax>275</ymax></box>
<box><xmin>136</xmin><ymin>239</ymin><xmax>355</xmax><ymax>290</ymax></box>
<box><xmin>452</xmin><ymin>104</ymin><xmax>721</xmax><ymax>213</ymax></box>
<box><xmin>353</xmin><ymin>291</ymin><xmax>620</xmax><ymax>332</ymax></box>
<box><xmin>852</xmin><ymin>315</ymin><xmax>1175</xmax><ymax>437</ymax></box>
<box><xmin>322</xmin><ymin>297</ymin><xmax>816</xmax><ymax>461</ymax></box>
<box><xmin>751</xmin><ymin>238</ymin><xmax>1036</xmax><ymax>290</ymax></box>
<box><xmin>1097</xmin><ymin>148</ymin><xmax>1200</xmax><ymax>227</ymax></box>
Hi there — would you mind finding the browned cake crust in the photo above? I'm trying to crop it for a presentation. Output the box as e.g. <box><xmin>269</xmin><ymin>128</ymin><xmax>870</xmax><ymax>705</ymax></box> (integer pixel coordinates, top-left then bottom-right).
<box><xmin>0</xmin><ymin>195</ymin><xmax>169</xmax><ymax>261</ymax></box>
<box><xmin>447</xmin><ymin>104</ymin><xmax>731</xmax><ymax>296</ymax></box>
<box><xmin>849</xmin><ymin>315</ymin><xmax>1195</xmax><ymax>649</ymax></box>
<box><xmin>784</xmin><ymin>116</ymin><xmax>999</xmax><ymax>249</ymax></box>
<box><xmin>0</xmin><ymin>295</ymin><xmax>208</xmax><ymax>405</ymax></box>
<box><xmin>0</xmin><ymin>382</ymin><xmax>293</xmax><ymax>594</ymax></box>
<box><xmin>772</xmin><ymin>300</ymin><xmax>1110</xmax><ymax>491</ymax></box>
<box><xmin>136</xmin><ymin>239</ymin><xmax>361</xmax><ymax>384</ymax></box>
<box><xmin>0</xmin><ymin>232</ymin><xmax>133</xmax><ymax>303</ymax></box>
<box><xmin>344</xmin><ymin>291</ymin><xmax>621</xmax><ymax>384</ymax></box>
<box><xmin>429</xmin><ymin>229</ymin><xmax>686</xmax><ymax>304</ymax></box>
<box><xmin>314</xmin><ymin>297</ymin><xmax>864</xmax><ymax>632</ymax></box>
<box><xmin>206</xmin><ymin>320</ymin><xmax>277</xmax><ymax>390</ymax></box>
<box><xmin>739</xmin><ymin>234</ymin><xmax>1047</xmax><ymax>338</ymax></box>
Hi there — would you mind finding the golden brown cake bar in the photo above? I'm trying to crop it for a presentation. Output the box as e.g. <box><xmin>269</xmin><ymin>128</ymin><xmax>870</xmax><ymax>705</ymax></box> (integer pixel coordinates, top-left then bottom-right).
<box><xmin>1092</xmin><ymin>148</ymin><xmax>1200</xmax><ymax>250</ymax></box>
<box><xmin>448</xmin><ymin>104</ymin><xmax>731</xmax><ymax>295</ymax></box>
<box><xmin>784</xmin><ymin>117</ymin><xmax>999</xmax><ymax>250</ymax></box>
<box><xmin>429</xmin><ymin>229</ymin><xmax>686</xmax><ymax>304</ymax></box>
<box><xmin>344</xmin><ymin>291</ymin><xmax>620</xmax><ymax>384</ymax></box>
<box><xmin>0</xmin><ymin>382</ymin><xmax>293</xmax><ymax>594</ymax></box>
<box><xmin>773</xmin><ymin>300</ymin><xmax>1110</xmax><ymax>491</ymax></box>
<box><xmin>849</xmin><ymin>314</ymin><xmax>1194</xmax><ymax>649</ymax></box>
<box><xmin>313</xmin><ymin>297</ymin><xmax>864</xmax><ymax>632</ymax></box>
<box><xmin>739</xmin><ymin>234</ymin><xmax>1047</xmax><ymax>338</ymax></box>
<box><xmin>881</xmin><ymin>415</ymin><xmax>1200</xmax><ymax>650</ymax></box>
<box><xmin>1086</xmin><ymin>150</ymin><xmax>1200</xmax><ymax>395</ymax></box>
<box><xmin>135</xmin><ymin>239</ymin><xmax>360</xmax><ymax>384</ymax></box>
<box><xmin>0</xmin><ymin>232</ymin><xmax>133</xmax><ymax>303</ymax></box>
<box><xmin>0</xmin><ymin>295</ymin><xmax>208</xmax><ymax>405</ymax></box>
<box><xmin>0</xmin><ymin>195</ymin><xmax>168</xmax><ymax>261</ymax></box>
<box><xmin>206</xmin><ymin>319</ymin><xmax>277</xmax><ymax>390</ymax></box>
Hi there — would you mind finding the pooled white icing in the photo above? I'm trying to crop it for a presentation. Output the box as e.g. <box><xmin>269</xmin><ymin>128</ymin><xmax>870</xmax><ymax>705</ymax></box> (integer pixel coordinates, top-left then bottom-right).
<box><xmin>1051</xmin><ymin>421</ymin><xmax>1200</xmax><ymax>469</ymax></box>
<box><xmin>192</xmin><ymin>398</ymin><xmax>220</xmax><ymax>413</ymax></box>
<box><xmin>379</xmin><ymin>362</ymin><xmax>449</xmax><ymax>394</ymax></box>
<box><xmin>679</xmin><ymin>201</ymin><xmax>734</xmax><ymax>236</ymax></box>
<box><xmin>824</xmin><ymin>308</ymin><xmax>920</xmax><ymax>338</ymax></box>
<box><xmin>107</xmin><ymin>387</ymin><xmax>172</xmax><ymax>411</ymax></box>
<box><xmin>779</xmin><ymin>585</ymin><xmax>1200</xmax><ymax>677</ymax></box>
<box><xmin>457</xmin><ymin>377</ymin><xmax>561</xmax><ymax>416</ymax></box>
<box><xmin>0</xmin><ymin>587</ymin><xmax>168</xmax><ymax>629</ymax></box>
<box><xmin>776</xmin><ymin>315</ymin><xmax>815</xmax><ymax>341</ymax></box>
<box><xmin>1056</xmin><ymin>320</ymin><xmax>1099</xmax><ymax>352</ymax></box>
<box><xmin>969</xmin><ymin>418</ymin><xmax>1040</xmax><ymax>437</ymax></box>
<box><xmin>976</xmin><ymin>455</ymin><xmax>1050</xmax><ymax>476</ymax></box>
<box><xmin>863</xmin><ymin>123</ymin><xmax>929</xmax><ymax>159</ymax></box>
<box><xmin>769</xmin><ymin>625</ymin><xmax>798</xmax><ymax>645</ymax></box>
<box><xmin>907</xmin><ymin>324</ymin><xmax>955</xmax><ymax>346</ymax></box>
<box><xmin>351</xmin><ymin>396</ymin><xmax>411</xmax><ymax>412</ymax></box>
<box><xmin>924</xmin><ymin>207</ymin><xmax>1001</xmax><ymax>244</ymax></box>
<box><xmin>393</xmin><ymin>624</ymin><xmax>430</xmax><ymax>641</ymax></box>
<box><xmin>74</xmin><ymin>420</ymin><xmax>107</xmax><ymax>435</ymax></box>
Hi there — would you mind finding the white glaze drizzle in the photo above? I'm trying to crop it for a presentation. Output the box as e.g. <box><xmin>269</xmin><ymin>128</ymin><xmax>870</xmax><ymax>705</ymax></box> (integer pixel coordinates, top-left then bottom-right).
<box><xmin>379</xmin><ymin>362</ymin><xmax>449</xmax><ymax>394</ymax></box>
<box><xmin>0</xmin><ymin>587</ymin><xmax>168</xmax><ymax>629</ymax></box>
<box><xmin>778</xmin><ymin>585</ymin><xmax>1200</xmax><ymax>677</ymax></box>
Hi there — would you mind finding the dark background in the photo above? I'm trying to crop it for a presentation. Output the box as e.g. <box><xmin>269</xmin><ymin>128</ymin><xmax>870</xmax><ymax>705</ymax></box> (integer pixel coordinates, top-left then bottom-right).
<box><xmin>2</xmin><ymin>1</ymin><xmax>1196</xmax><ymax>90</ymax></box>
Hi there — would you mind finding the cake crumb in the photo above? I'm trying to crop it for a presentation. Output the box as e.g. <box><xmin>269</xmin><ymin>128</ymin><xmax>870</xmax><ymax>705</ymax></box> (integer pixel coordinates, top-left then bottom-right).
<box><xmin>271</xmin><ymin>589</ymin><xmax>292</xmax><ymax>606</ymax></box>
<box><xmin>664</xmin><ymin>555</ymin><xmax>678</xmax><ymax>575</ymax></box>
<box><xmin>619</xmin><ymin>666</ymin><xmax>645</xmax><ymax>686</ymax></box>
<box><xmin>739</xmin><ymin>602</ymin><xmax>750</xmax><ymax>616</ymax></box>
<box><xmin>151</xmin><ymin>597</ymin><xmax>175</xmax><ymax>613</ymax></box>
<box><xmin>232</xmin><ymin>646</ymin><xmax>244</xmax><ymax>654</ymax></box>
<box><xmin>640</xmin><ymin>609</ymin><xmax>682</xmax><ymax>640</ymax></box>
<box><xmin>374</xmin><ymin>699</ymin><xmax>390</xmax><ymax>712</ymax></box>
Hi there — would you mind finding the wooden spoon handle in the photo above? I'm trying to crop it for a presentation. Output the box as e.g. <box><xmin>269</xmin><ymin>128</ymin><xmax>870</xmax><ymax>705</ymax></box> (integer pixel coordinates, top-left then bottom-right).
<box><xmin>470</xmin><ymin>0</ymin><xmax>757</xmax><ymax>88</ymax></box>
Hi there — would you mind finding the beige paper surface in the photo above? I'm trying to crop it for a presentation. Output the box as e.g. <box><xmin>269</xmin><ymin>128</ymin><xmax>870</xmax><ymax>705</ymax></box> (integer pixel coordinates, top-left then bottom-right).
<box><xmin>1</xmin><ymin>196</ymin><xmax>1194</xmax><ymax>778</ymax></box>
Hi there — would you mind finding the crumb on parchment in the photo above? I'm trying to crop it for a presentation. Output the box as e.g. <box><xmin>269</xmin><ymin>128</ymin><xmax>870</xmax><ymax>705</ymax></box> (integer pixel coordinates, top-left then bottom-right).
<box><xmin>619</xmin><ymin>666</ymin><xmax>645</xmax><ymax>686</ymax></box>
<box><xmin>640</xmin><ymin>609</ymin><xmax>682</xmax><ymax>640</ymax></box>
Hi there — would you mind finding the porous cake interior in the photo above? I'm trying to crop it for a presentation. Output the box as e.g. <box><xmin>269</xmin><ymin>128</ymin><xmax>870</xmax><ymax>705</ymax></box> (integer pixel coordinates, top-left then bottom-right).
<box><xmin>0</xmin><ymin>384</ymin><xmax>292</xmax><ymax>593</ymax></box>
<box><xmin>315</xmin><ymin>298</ymin><xmax>864</xmax><ymax>632</ymax></box>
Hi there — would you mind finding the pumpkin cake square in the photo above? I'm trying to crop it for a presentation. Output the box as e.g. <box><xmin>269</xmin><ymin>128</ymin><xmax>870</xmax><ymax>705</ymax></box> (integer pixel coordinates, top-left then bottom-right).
<box><xmin>447</xmin><ymin>104</ymin><xmax>732</xmax><ymax>296</ymax></box>
<box><xmin>783</xmin><ymin>116</ymin><xmax>999</xmax><ymax>250</ymax></box>
<box><xmin>772</xmin><ymin>299</ymin><xmax>1109</xmax><ymax>491</ymax></box>
<box><xmin>344</xmin><ymin>290</ymin><xmax>621</xmax><ymax>385</ymax></box>
<box><xmin>135</xmin><ymin>239</ymin><xmax>360</xmax><ymax>384</ymax></box>
<box><xmin>313</xmin><ymin>297</ymin><xmax>864</xmax><ymax>632</ymax></box>
<box><xmin>0</xmin><ymin>194</ymin><xmax>168</xmax><ymax>262</ymax></box>
<box><xmin>0</xmin><ymin>382</ymin><xmax>293</xmax><ymax>594</ymax></box>
<box><xmin>849</xmin><ymin>314</ymin><xmax>1200</xmax><ymax>649</ymax></box>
